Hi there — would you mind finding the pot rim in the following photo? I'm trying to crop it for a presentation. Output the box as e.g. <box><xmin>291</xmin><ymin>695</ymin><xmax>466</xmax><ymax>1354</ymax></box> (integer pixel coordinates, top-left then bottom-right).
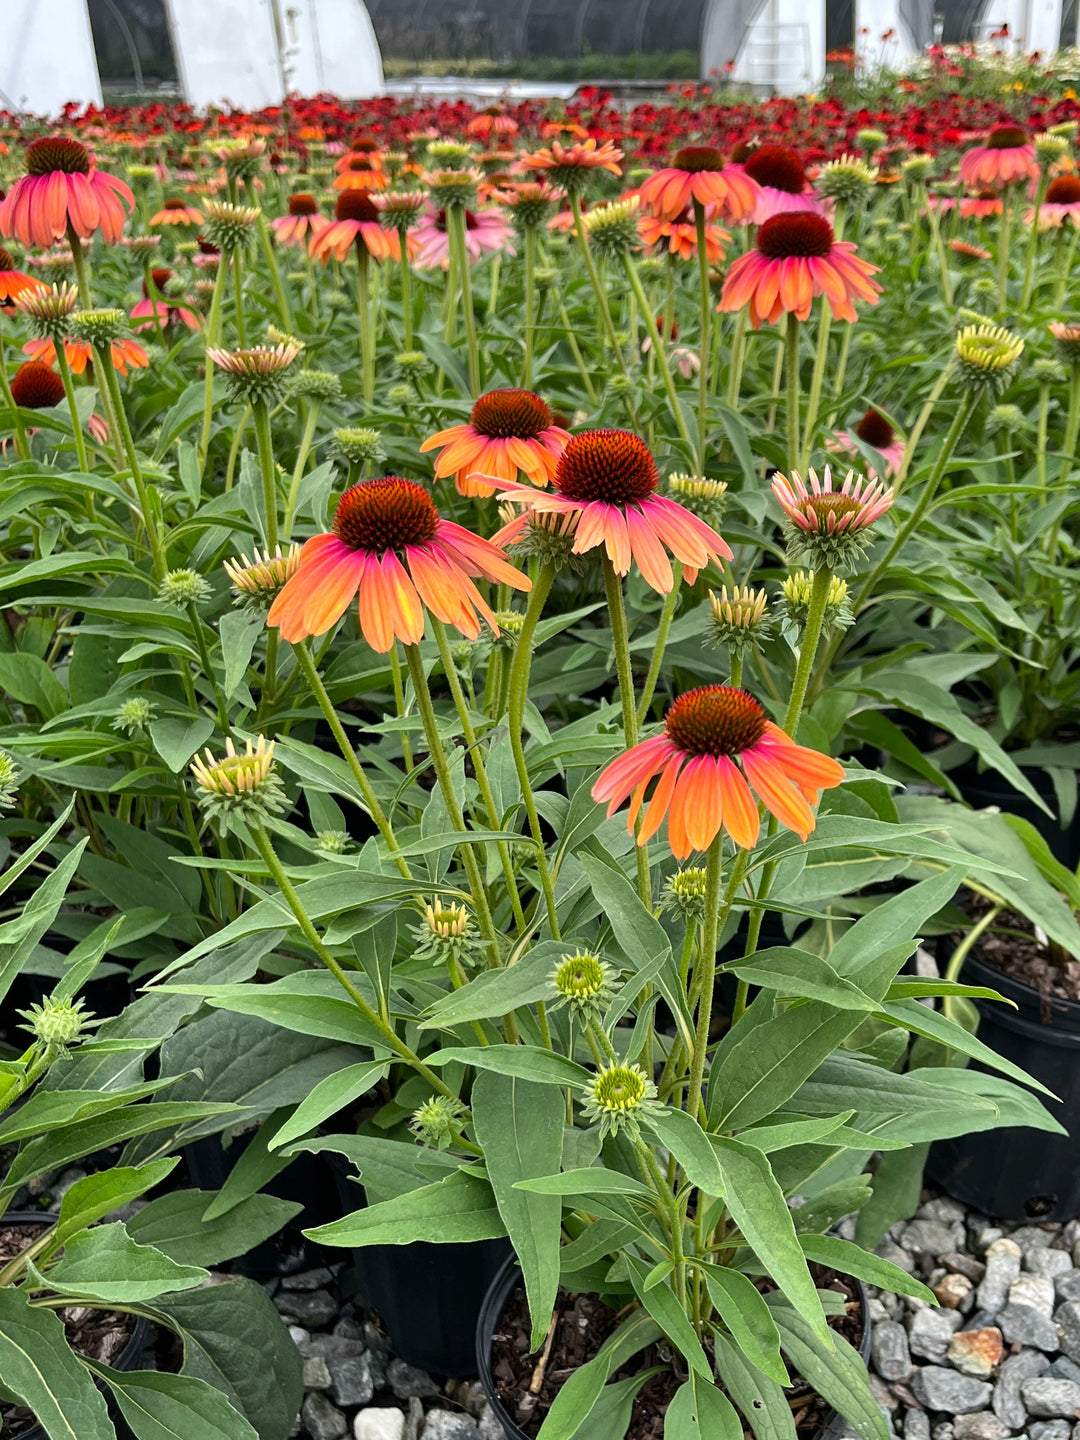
<box><xmin>476</xmin><ymin>1253</ymin><xmax>871</xmax><ymax>1440</ymax></box>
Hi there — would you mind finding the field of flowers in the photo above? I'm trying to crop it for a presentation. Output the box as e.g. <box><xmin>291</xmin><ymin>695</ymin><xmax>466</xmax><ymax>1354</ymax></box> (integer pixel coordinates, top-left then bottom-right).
<box><xmin>1</xmin><ymin>72</ymin><xmax>1080</xmax><ymax>1440</ymax></box>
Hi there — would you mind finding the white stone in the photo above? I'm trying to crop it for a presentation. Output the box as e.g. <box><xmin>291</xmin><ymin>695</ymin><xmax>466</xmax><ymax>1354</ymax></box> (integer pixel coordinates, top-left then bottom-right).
<box><xmin>355</xmin><ymin>1412</ymin><xmax>406</xmax><ymax>1440</ymax></box>
<box><xmin>1011</xmin><ymin>1276</ymin><xmax>1058</xmax><ymax>1319</ymax></box>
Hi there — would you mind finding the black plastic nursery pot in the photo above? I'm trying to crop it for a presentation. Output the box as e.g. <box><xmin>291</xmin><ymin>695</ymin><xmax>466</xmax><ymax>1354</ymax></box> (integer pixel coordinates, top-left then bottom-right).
<box><xmin>928</xmin><ymin>952</ymin><xmax>1080</xmax><ymax>1222</ymax></box>
<box><xmin>951</xmin><ymin>761</ymin><xmax>1080</xmax><ymax>870</ymax></box>
<box><xmin>476</xmin><ymin>1255</ymin><xmax>872</xmax><ymax>1440</ymax></box>
<box><xmin>4</xmin><ymin>1213</ymin><xmax>152</xmax><ymax>1440</ymax></box>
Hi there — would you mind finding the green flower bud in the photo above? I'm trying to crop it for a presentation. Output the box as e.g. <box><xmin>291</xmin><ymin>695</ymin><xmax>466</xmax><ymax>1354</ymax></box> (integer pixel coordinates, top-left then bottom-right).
<box><xmin>157</xmin><ymin>568</ymin><xmax>212</xmax><ymax>607</ymax></box>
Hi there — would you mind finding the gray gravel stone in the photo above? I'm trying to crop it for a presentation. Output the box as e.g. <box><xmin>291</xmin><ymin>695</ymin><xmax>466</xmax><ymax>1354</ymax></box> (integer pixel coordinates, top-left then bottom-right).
<box><xmin>328</xmin><ymin>1355</ymin><xmax>374</xmax><ymax>1408</ymax></box>
<box><xmin>1028</xmin><ymin>1253</ymin><xmax>1075</xmax><ymax>1281</ymax></box>
<box><xmin>870</xmin><ymin>1299</ymin><xmax>892</xmax><ymax>1325</ymax></box>
<box><xmin>1058</xmin><ymin>1302</ymin><xmax>1080</xmax><ymax>1361</ymax></box>
<box><xmin>389</xmin><ymin>1360</ymin><xmax>440</xmax><ymax>1401</ymax></box>
<box><xmin>334</xmin><ymin>1318</ymin><xmax>366</xmax><ymax>1341</ymax></box>
<box><xmin>278</xmin><ymin>1289</ymin><xmax>338</xmax><ymax>1328</ymax></box>
<box><xmin>910</xmin><ymin>1309</ymin><xmax>965</xmax><ymax>1363</ymax></box>
<box><xmin>906</xmin><ymin>1412</ymin><xmax>932</xmax><ymax>1440</ymax></box>
<box><xmin>875</xmin><ymin>1321</ymin><xmax>915</xmax><ymax>1381</ymax></box>
<box><xmin>880</xmin><ymin>1239</ymin><xmax>919</xmax><ymax>1275</ymax></box>
<box><xmin>932</xmin><ymin>1424</ymin><xmax>955</xmax><ymax>1440</ymax></box>
<box><xmin>999</xmin><ymin>1303</ymin><xmax>1061</xmax><ymax>1352</ymax></box>
<box><xmin>1030</xmin><ymin>1423</ymin><xmax>1072</xmax><ymax>1440</ymax></box>
<box><xmin>1013</xmin><ymin>1229</ymin><xmax>1056</xmax><ymax>1257</ymax></box>
<box><xmin>421</xmin><ymin>1416</ymin><xmax>479</xmax><ymax>1440</ymax></box>
<box><xmin>1050</xmin><ymin>1361</ymin><xmax>1080</xmax><ymax>1385</ymax></box>
<box><xmin>1057</xmin><ymin>1275</ymin><xmax>1080</xmax><ymax>1306</ymax></box>
<box><xmin>283</xmin><ymin>1267</ymin><xmax>336</xmax><ymax>1292</ymax></box>
<box><xmin>1012</xmin><ymin>1276</ymin><xmax>1058</xmax><ymax>1318</ymax></box>
<box><xmin>1021</xmin><ymin>1380</ymin><xmax>1080</xmax><ymax>1419</ymax></box>
<box><xmin>872</xmin><ymin>1374</ymin><xmax>901</xmax><ymax>1414</ymax></box>
<box><xmin>289</xmin><ymin>1325</ymin><xmax>311</xmax><ymax>1351</ymax></box>
<box><xmin>477</xmin><ymin>1407</ymin><xmax>504</xmax><ymax>1440</ymax></box>
<box><xmin>953</xmin><ymin>1413</ymin><xmax>1010</xmax><ymax>1440</ymax></box>
<box><xmin>943</xmin><ymin>1255</ymin><xmax>989</xmax><ymax>1285</ymax></box>
<box><xmin>920</xmin><ymin>1199</ymin><xmax>968</xmax><ymax>1224</ymax></box>
<box><xmin>1073</xmin><ymin>1241</ymin><xmax>1080</xmax><ymax>1271</ymax></box>
<box><xmin>302</xmin><ymin>1392</ymin><xmax>348</xmax><ymax>1440</ymax></box>
<box><xmin>404</xmin><ymin>1398</ymin><xmax>424</xmax><ymax>1440</ymax></box>
<box><xmin>912</xmin><ymin>1368</ymin><xmax>994</xmax><ymax>1414</ymax></box>
<box><xmin>306</xmin><ymin>1335</ymin><xmax>367</xmax><ymax>1359</ymax></box>
<box><xmin>904</xmin><ymin>1221</ymin><xmax>968</xmax><ymax>1257</ymax></box>
<box><xmin>353</xmin><ymin>1412</ymin><xmax>406</xmax><ymax>1440</ymax></box>
<box><xmin>978</xmin><ymin>1241</ymin><xmax>1023</xmax><ymax>1315</ymax></box>
<box><xmin>303</xmin><ymin>1356</ymin><xmax>333</xmax><ymax>1391</ymax></box>
<box><xmin>994</xmin><ymin>1350</ymin><xmax>1051</xmax><ymax>1429</ymax></box>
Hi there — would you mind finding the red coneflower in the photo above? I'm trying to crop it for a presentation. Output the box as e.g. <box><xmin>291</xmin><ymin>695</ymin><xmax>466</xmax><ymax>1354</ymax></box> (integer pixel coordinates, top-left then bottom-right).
<box><xmin>741</xmin><ymin>144</ymin><xmax>827</xmax><ymax>223</ymax></box>
<box><xmin>267</xmin><ymin>477</ymin><xmax>530</xmax><ymax>652</ymax></box>
<box><xmin>22</xmin><ymin>335</ymin><xmax>149</xmax><ymax>376</ymax></box>
<box><xmin>829</xmin><ymin>408</ymin><xmax>905</xmax><ymax>478</ymax></box>
<box><xmin>10</xmin><ymin>360</ymin><xmax>65</xmax><ymax>410</ymax></box>
<box><xmin>271</xmin><ymin>193</ymin><xmax>329</xmax><ymax>247</ymax></box>
<box><xmin>309</xmin><ymin>191</ymin><xmax>401</xmax><ymax>264</ymax></box>
<box><xmin>486</xmin><ymin>429</ymin><xmax>732</xmax><ymax>593</ymax></box>
<box><xmin>421</xmin><ymin>389</ymin><xmax>571</xmax><ymax>497</ymax></box>
<box><xmin>150</xmin><ymin>196</ymin><xmax>203</xmax><ymax>226</ymax></box>
<box><xmin>1028</xmin><ymin>174</ymin><xmax>1080</xmax><ymax>227</ymax></box>
<box><xmin>0</xmin><ymin>246</ymin><xmax>40</xmax><ymax>309</ymax></box>
<box><xmin>719</xmin><ymin>212</ymin><xmax>880</xmax><ymax>328</ymax></box>
<box><xmin>592</xmin><ymin>685</ymin><xmax>846</xmax><ymax>855</ymax></box>
<box><xmin>959</xmin><ymin>125</ymin><xmax>1038</xmax><ymax>190</ymax></box>
<box><xmin>638</xmin><ymin>146</ymin><xmax>760</xmax><ymax>224</ymax></box>
<box><xmin>0</xmin><ymin>136</ymin><xmax>134</xmax><ymax>249</ymax></box>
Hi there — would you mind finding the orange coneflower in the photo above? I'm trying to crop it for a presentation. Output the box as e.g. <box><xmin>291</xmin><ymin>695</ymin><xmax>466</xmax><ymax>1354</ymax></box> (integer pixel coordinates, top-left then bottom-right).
<box><xmin>950</xmin><ymin>238</ymin><xmax>992</xmax><ymax>260</ymax></box>
<box><xmin>150</xmin><ymin>196</ymin><xmax>203</xmax><ymax>227</ymax></box>
<box><xmin>467</xmin><ymin>109</ymin><xmax>520</xmax><ymax>141</ymax></box>
<box><xmin>0</xmin><ymin>136</ymin><xmax>134</xmax><ymax>249</ymax></box>
<box><xmin>333</xmin><ymin>154</ymin><xmax>388</xmax><ymax>192</ymax></box>
<box><xmin>519</xmin><ymin>138</ymin><xmax>624</xmax><ymax>190</ymax></box>
<box><xmin>638</xmin><ymin>206</ymin><xmax>729</xmax><ymax>262</ymax></box>
<box><xmin>1028</xmin><ymin>174</ymin><xmax>1080</xmax><ymax>227</ymax></box>
<box><xmin>959</xmin><ymin>125</ymin><xmax>1038</xmax><ymax>189</ymax></box>
<box><xmin>309</xmin><ymin>191</ymin><xmax>401</xmax><ymax>264</ymax></box>
<box><xmin>266</xmin><ymin>476</ymin><xmax>530</xmax><ymax>653</ymax></box>
<box><xmin>421</xmin><ymin>389</ymin><xmax>570</xmax><ymax>497</ymax></box>
<box><xmin>719</xmin><ymin>211</ymin><xmax>881</xmax><ymax>329</ymax></box>
<box><xmin>271</xmin><ymin>193</ymin><xmax>329</xmax><ymax>247</ymax></box>
<box><xmin>592</xmin><ymin>685</ymin><xmax>846</xmax><ymax>855</ymax></box>
<box><xmin>638</xmin><ymin>146</ymin><xmax>760</xmax><ymax>224</ymax></box>
<box><xmin>0</xmin><ymin>246</ymin><xmax>40</xmax><ymax>309</ymax></box>
<box><xmin>485</xmin><ymin>429</ymin><xmax>731</xmax><ymax>593</ymax></box>
<box><xmin>960</xmin><ymin>189</ymin><xmax>1004</xmax><ymax>218</ymax></box>
<box><xmin>22</xmin><ymin>335</ymin><xmax>149</xmax><ymax>376</ymax></box>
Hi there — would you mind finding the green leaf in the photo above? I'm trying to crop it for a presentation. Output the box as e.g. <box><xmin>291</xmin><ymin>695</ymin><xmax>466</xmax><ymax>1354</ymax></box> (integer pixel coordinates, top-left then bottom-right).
<box><xmin>419</xmin><ymin>943</ymin><xmax>565</xmax><ymax>1029</ymax></box>
<box><xmin>721</xmin><ymin>948</ymin><xmax>879</xmax><ymax>1011</ymax></box>
<box><xmin>713</xmin><ymin>1330</ymin><xmax>797</xmax><ymax>1440</ymax></box>
<box><xmin>827</xmin><ymin>868</ymin><xmax>965</xmax><ymax>979</ymax></box>
<box><xmin>0</xmin><ymin>839</ymin><xmax>88</xmax><ymax>1011</ymax></box>
<box><xmin>876</xmin><ymin>998</ymin><xmax>1055</xmax><ymax>1096</ymax></box>
<box><xmin>91</xmin><ymin>1367</ymin><xmax>258</xmax><ymax>1440</ymax></box>
<box><xmin>0</xmin><ymin>1080</ymin><xmax>180</xmax><ymax>1145</ymax></box>
<box><xmin>54</xmin><ymin>1160</ymin><xmax>180</xmax><ymax>1247</ymax></box>
<box><xmin>126</xmin><ymin>1190</ymin><xmax>303</xmax><ymax>1268</ymax></box>
<box><xmin>514</xmin><ymin>1168</ymin><xmax>652</xmax><ymax>1198</ymax></box>
<box><xmin>643</xmin><ymin>1107</ymin><xmax>725</xmax><ymax>1195</ymax></box>
<box><xmin>0</xmin><ymin>651</ymin><xmax>67</xmax><ymax>717</ymax></box>
<box><xmin>664</xmin><ymin>1374</ymin><xmax>743</xmax><ymax>1440</ymax></box>
<box><xmin>798</xmin><ymin>1234</ymin><xmax>936</xmax><ymax>1304</ymax></box>
<box><xmin>267</xmin><ymin>1060</ymin><xmax>389</xmax><ymax>1151</ymax></box>
<box><xmin>536</xmin><ymin>1314</ymin><xmax>659</xmax><ymax>1440</ymax></box>
<box><xmin>713</xmin><ymin>1137</ymin><xmax>831</xmax><ymax>1347</ymax></box>
<box><xmin>286</xmin><ymin>1133</ymin><xmax>461</xmax><ymax>1202</ymax></box>
<box><xmin>306</xmin><ymin>1168</ymin><xmax>506</xmax><ymax>1247</ymax></box>
<box><xmin>200</xmin><ymin>1112</ymin><xmax>295</xmax><ymax>1221</ymax></box>
<box><xmin>739</xmin><ymin>1114</ymin><xmax>857</xmax><ymax>1154</ymax></box>
<box><xmin>158</xmin><ymin>975</ymin><xmax>387</xmax><ymax>1050</ymax></box>
<box><xmin>0</xmin><ymin>1287</ymin><xmax>113</xmax><ymax>1440</ymax></box>
<box><xmin>700</xmin><ymin>1264</ymin><xmax>787</xmax><ymax>1385</ymax></box>
<box><xmin>218</xmin><ymin>610</ymin><xmax>263</xmax><ymax>699</ymax></box>
<box><xmin>626</xmin><ymin>1254</ymin><xmax>712</xmax><ymax>1379</ymax></box>
<box><xmin>148</xmin><ymin>1278</ymin><xmax>302</xmax><ymax>1440</ymax></box>
<box><xmin>426</xmin><ymin>1046</ymin><xmax>591</xmax><ymax>1087</ymax></box>
<box><xmin>570</xmin><ymin>1372</ymin><xmax>660</xmax><ymax>1440</ymax></box>
<box><xmin>767</xmin><ymin>1300</ymin><xmax>890</xmax><ymax>1440</ymax></box>
<box><xmin>472</xmin><ymin>1072</ymin><xmax>564</xmax><ymax>1351</ymax></box>
<box><xmin>42</xmin><ymin>1221</ymin><xmax>207</xmax><ymax>1303</ymax></box>
<box><xmin>150</xmin><ymin>716</ymin><xmax>216</xmax><ymax>774</ymax></box>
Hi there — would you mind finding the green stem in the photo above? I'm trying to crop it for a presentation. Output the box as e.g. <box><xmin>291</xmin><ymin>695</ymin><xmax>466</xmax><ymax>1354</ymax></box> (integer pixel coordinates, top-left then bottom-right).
<box><xmin>1054</xmin><ymin>225</ymin><xmax>1080</xmax><ymax>306</ymax></box>
<box><xmin>252</xmin><ymin>398</ymin><xmax>280</xmax><ymax>554</ymax></box>
<box><xmin>785</xmin><ymin>311</ymin><xmax>800</xmax><ymax>477</ymax></box>
<box><xmin>523</xmin><ymin>223</ymin><xmax>537</xmax><ymax>389</ymax></box>
<box><xmin>283</xmin><ymin>400</ymin><xmax>320</xmax><ymax>537</ymax></box>
<box><xmin>570</xmin><ymin>193</ymin><xmax>630</xmax><ymax>384</ymax></box>
<box><xmin>1044</xmin><ymin>362</ymin><xmax>1080</xmax><ymax>565</ymax></box>
<box><xmin>783</xmin><ymin>567</ymin><xmax>832</xmax><ymax>737</ymax></box>
<box><xmin>292</xmin><ymin>640</ymin><xmax>412</xmax><ymax>879</ymax></box>
<box><xmin>66</xmin><ymin>227</ymin><xmax>92</xmax><ymax>307</ymax></box>
<box><xmin>397</xmin><ymin>231</ymin><xmax>414</xmax><ymax>349</ymax></box>
<box><xmin>1021</xmin><ymin>172</ymin><xmax>1050</xmax><ymax>311</ymax></box>
<box><xmin>693</xmin><ymin>200</ymin><xmax>711</xmax><ymax>470</ymax></box>
<box><xmin>623</xmin><ymin>251</ymin><xmax>694</xmax><ymax>456</ymax></box>
<box><xmin>506</xmin><ymin>563</ymin><xmax>561</xmax><ymax>938</ymax></box>
<box><xmin>602</xmin><ymin>556</ymin><xmax>650</xmax><ymax>907</ymax></box>
<box><xmin>199</xmin><ymin>260</ymin><xmax>229</xmax><ymax>473</ymax></box>
<box><xmin>1036</xmin><ymin>382</ymin><xmax>1050</xmax><ymax>491</ymax></box>
<box><xmin>0</xmin><ymin>319</ymin><xmax>30</xmax><ymax>461</ymax></box>
<box><xmin>636</xmin><ymin>564</ymin><xmax>682</xmax><ymax>725</ymax></box>
<box><xmin>404</xmin><ymin>643</ymin><xmax>504</xmax><ymax>972</ymax></box>
<box><xmin>726</xmin><ymin>308</ymin><xmax>749</xmax><ymax>408</ymax></box>
<box><xmin>685</xmin><ymin>832</ymin><xmax>724</xmax><ymax>1122</ymax></box>
<box><xmin>355</xmin><ymin>243</ymin><xmax>374</xmax><ymax>408</ymax></box>
<box><xmin>52</xmin><ymin>340</ymin><xmax>89</xmax><ymax>474</ymax></box>
<box><xmin>922</xmin><ymin>185</ymin><xmax>954</xmax><ymax>307</ymax></box>
<box><xmin>390</xmin><ymin>643</ymin><xmax>414</xmax><ymax>775</ymax></box>
<box><xmin>247</xmin><ymin>178</ymin><xmax>292</xmax><ymax>328</ymax></box>
<box><xmin>231</xmin><ymin>249</ymin><xmax>247</xmax><ymax>346</ymax></box>
<box><xmin>93</xmin><ymin>346</ymin><xmax>167</xmax><ymax>580</ymax></box>
<box><xmin>996</xmin><ymin>195</ymin><xmax>1013</xmax><ymax>313</ymax></box>
<box><xmin>250</xmin><ymin>824</ymin><xmax>457</xmax><ymax>1099</ymax></box>
<box><xmin>942</xmin><ymin>903</ymin><xmax>1001</xmax><ymax>1024</ymax></box>
<box><xmin>187</xmin><ymin>601</ymin><xmax>231</xmax><ymax>734</ymax></box>
<box><xmin>449</xmin><ymin>204</ymin><xmax>481</xmax><ymax>395</ymax></box>
<box><xmin>800</xmin><ymin>307</ymin><xmax>832</xmax><ymax>472</ymax></box>
<box><xmin>431</xmin><ymin>617</ymin><xmax>527</xmax><ymax>932</ymax></box>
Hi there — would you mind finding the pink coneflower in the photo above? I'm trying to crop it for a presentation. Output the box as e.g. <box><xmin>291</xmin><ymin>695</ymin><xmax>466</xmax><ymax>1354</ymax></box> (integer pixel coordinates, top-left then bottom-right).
<box><xmin>638</xmin><ymin>146</ymin><xmax>760</xmax><ymax>224</ymax></box>
<box><xmin>420</xmin><ymin>389</ymin><xmax>570</xmax><ymax>497</ymax></box>
<box><xmin>772</xmin><ymin>465</ymin><xmax>894</xmax><ymax>536</ymax></box>
<box><xmin>271</xmin><ymin>193</ymin><xmax>329</xmax><ymax>248</ymax></box>
<box><xmin>130</xmin><ymin>268</ymin><xmax>200</xmax><ymax>332</ymax></box>
<box><xmin>960</xmin><ymin>189</ymin><xmax>1004</xmax><ymax>218</ymax></box>
<box><xmin>413</xmin><ymin>204</ymin><xmax>514</xmax><ymax>269</ymax></box>
<box><xmin>266</xmin><ymin>476</ymin><xmax>530</xmax><ymax>652</ymax></box>
<box><xmin>592</xmin><ymin>686</ymin><xmax>846</xmax><ymax>855</ymax></box>
<box><xmin>741</xmin><ymin>145</ymin><xmax>828</xmax><ymax>224</ymax></box>
<box><xmin>1027</xmin><ymin>174</ymin><xmax>1080</xmax><ymax>227</ymax></box>
<box><xmin>828</xmin><ymin>408</ymin><xmax>905</xmax><ymax>478</ymax></box>
<box><xmin>0</xmin><ymin>137</ymin><xmax>134</xmax><ymax>248</ymax></box>
<box><xmin>150</xmin><ymin>197</ymin><xmax>203</xmax><ymax>227</ymax></box>
<box><xmin>719</xmin><ymin>212</ymin><xmax>881</xmax><ymax>328</ymax></box>
<box><xmin>959</xmin><ymin>125</ymin><xmax>1038</xmax><ymax>189</ymax></box>
<box><xmin>485</xmin><ymin>429</ymin><xmax>732</xmax><ymax>594</ymax></box>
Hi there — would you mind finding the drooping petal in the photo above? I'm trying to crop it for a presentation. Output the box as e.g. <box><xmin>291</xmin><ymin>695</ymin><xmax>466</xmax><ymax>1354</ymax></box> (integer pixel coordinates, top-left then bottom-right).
<box><xmin>715</xmin><ymin>755</ymin><xmax>760</xmax><ymax>849</ymax></box>
<box><xmin>740</xmin><ymin>747</ymin><xmax>816</xmax><ymax>842</ymax></box>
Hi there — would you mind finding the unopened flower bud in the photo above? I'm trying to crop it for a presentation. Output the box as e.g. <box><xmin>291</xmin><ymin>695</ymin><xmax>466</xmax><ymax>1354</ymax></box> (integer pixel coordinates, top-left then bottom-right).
<box><xmin>158</xmin><ymin>568</ymin><xmax>212</xmax><ymax>607</ymax></box>
<box><xmin>550</xmin><ymin>951</ymin><xmax>616</xmax><ymax>1017</ymax></box>
<box><xmin>706</xmin><ymin>586</ymin><xmax>771</xmax><ymax>650</ymax></box>
<box><xmin>663</xmin><ymin>867</ymin><xmax>708</xmax><ymax>921</ymax></box>
<box><xmin>19</xmin><ymin>995</ymin><xmax>92</xmax><ymax>1051</ymax></box>
<box><xmin>190</xmin><ymin>735</ymin><xmax>287</xmax><ymax>830</ymax></box>
<box><xmin>112</xmin><ymin>697</ymin><xmax>156</xmax><ymax>735</ymax></box>
<box><xmin>409</xmin><ymin>1094</ymin><xmax>467</xmax><ymax>1149</ymax></box>
<box><xmin>956</xmin><ymin>323</ymin><xmax>1024</xmax><ymax>393</ymax></box>
<box><xmin>581</xmin><ymin>1062</ymin><xmax>660</xmax><ymax>1139</ymax></box>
